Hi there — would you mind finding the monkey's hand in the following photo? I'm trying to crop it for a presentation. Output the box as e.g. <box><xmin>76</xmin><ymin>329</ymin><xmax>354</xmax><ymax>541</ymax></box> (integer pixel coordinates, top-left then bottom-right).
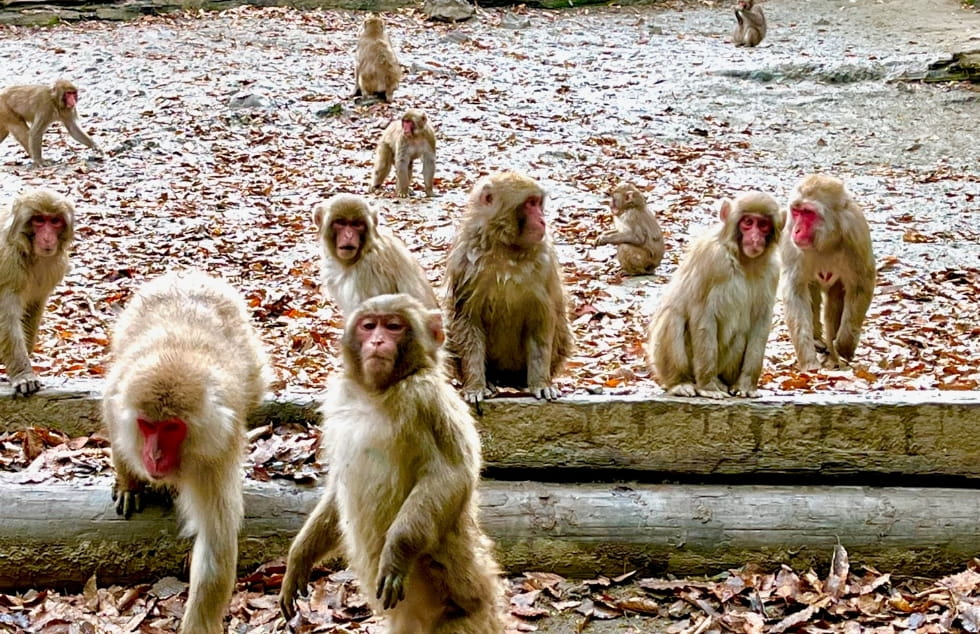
<box><xmin>111</xmin><ymin>481</ymin><xmax>145</xmax><ymax>519</ymax></box>
<box><xmin>695</xmin><ymin>381</ymin><xmax>731</xmax><ymax>400</ymax></box>
<box><xmin>376</xmin><ymin>566</ymin><xmax>407</xmax><ymax>610</ymax></box>
<box><xmin>11</xmin><ymin>372</ymin><xmax>41</xmax><ymax>397</ymax></box>
<box><xmin>463</xmin><ymin>383</ymin><xmax>495</xmax><ymax>405</ymax></box>
<box><xmin>31</xmin><ymin>159</ymin><xmax>50</xmax><ymax>168</ymax></box>
<box><xmin>667</xmin><ymin>383</ymin><xmax>698</xmax><ymax>397</ymax></box>
<box><xmin>730</xmin><ymin>380</ymin><xmax>760</xmax><ymax>398</ymax></box>
<box><xmin>530</xmin><ymin>383</ymin><xmax>560</xmax><ymax>401</ymax></box>
<box><xmin>278</xmin><ymin>569</ymin><xmax>309</xmax><ymax>621</ymax></box>
<box><xmin>796</xmin><ymin>355</ymin><xmax>822</xmax><ymax>373</ymax></box>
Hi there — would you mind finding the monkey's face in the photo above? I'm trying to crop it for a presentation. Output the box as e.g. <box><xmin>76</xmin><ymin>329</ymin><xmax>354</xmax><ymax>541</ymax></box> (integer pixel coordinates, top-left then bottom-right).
<box><xmin>331</xmin><ymin>217</ymin><xmax>366</xmax><ymax>261</ymax></box>
<box><xmin>789</xmin><ymin>202</ymin><xmax>821</xmax><ymax>250</ymax></box>
<box><xmin>515</xmin><ymin>196</ymin><xmax>546</xmax><ymax>248</ymax></box>
<box><xmin>30</xmin><ymin>213</ymin><xmax>68</xmax><ymax>257</ymax></box>
<box><xmin>737</xmin><ymin>213</ymin><xmax>774</xmax><ymax>258</ymax></box>
<box><xmin>355</xmin><ymin>312</ymin><xmax>408</xmax><ymax>390</ymax></box>
<box><xmin>137</xmin><ymin>416</ymin><xmax>187</xmax><ymax>479</ymax></box>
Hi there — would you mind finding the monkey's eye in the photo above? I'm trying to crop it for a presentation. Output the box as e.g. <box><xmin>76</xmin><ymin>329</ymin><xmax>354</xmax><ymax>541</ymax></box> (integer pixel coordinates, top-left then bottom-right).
<box><xmin>360</xmin><ymin>320</ymin><xmax>378</xmax><ymax>331</ymax></box>
<box><xmin>30</xmin><ymin>215</ymin><xmax>46</xmax><ymax>225</ymax></box>
<box><xmin>384</xmin><ymin>322</ymin><xmax>406</xmax><ymax>333</ymax></box>
<box><xmin>350</xmin><ymin>220</ymin><xmax>366</xmax><ymax>230</ymax></box>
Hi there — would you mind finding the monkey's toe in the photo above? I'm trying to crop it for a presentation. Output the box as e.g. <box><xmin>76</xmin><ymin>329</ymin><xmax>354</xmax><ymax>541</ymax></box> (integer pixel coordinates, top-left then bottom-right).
<box><xmin>12</xmin><ymin>377</ymin><xmax>41</xmax><ymax>396</ymax></box>
<box><xmin>668</xmin><ymin>384</ymin><xmax>697</xmax><ymax>397</ymax></box>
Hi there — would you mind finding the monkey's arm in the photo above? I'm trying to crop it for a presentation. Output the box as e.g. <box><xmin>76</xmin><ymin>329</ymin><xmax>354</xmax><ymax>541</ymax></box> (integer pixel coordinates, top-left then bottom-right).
<box><xmin>783</xmin><ymin>277</ymin><xmax>821</xmax><ymax>371</ymax></box>
<box><xmin>689</xmin><ymin>300</ymin><xmax>728</xmax><ymax>399</ymax></box>
<box><xmin>835</xmin><ymin>274</ymin><xmax>874</xmax><ymax>362</ymax></box>
<box><xmin>27</xmin><ymin>118</ymin><xmax>50</xmax><ymax>166</ymax></box>
<box><xmin>62</xmin><ymin>113</ymin><xmax>101</xmax><ymax>151</ymax></box>
<box><xmin>734</xmin><ymin>8</ymin><xmax>744</xmax><ymax>25</ymax></box>
<box><xmin>526</xmin><ymin>317</ymin><xmax>558</xmax><ymax>400</ymax></box>
<box><xmin>446</xmin><ymin>262</ymin><xmax>491</xmax><ymax>404</ymax></box>
<box><xmin>731</xmin><ymin>298</ymin><xmax>774</xmax><ymax>397</ymax></box>
<box><xmin>280</xmin><ymin>486</ymin><xmax>342</xmax><ymax>620</ymax></box>
<box><xmin>0</xmin><ymin>290</ymin><xmax>39</xmax><ymax>395</ymax></box>
<box><xmin>597</xmin><ymin>229</ymin><xmax>646</xmax><ymax>247</ymax></box>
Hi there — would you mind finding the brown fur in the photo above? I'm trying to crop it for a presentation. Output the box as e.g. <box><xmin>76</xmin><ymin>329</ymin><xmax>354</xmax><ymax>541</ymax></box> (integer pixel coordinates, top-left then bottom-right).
<box><xmin>372</xmin><ymin>109</ymin><xmax>437</xmax><ymax>197</ymax></box>
<box><xmin>732</xmin><ymin>0</ymin><xmax>766</xmax><ymax>47</ymax></box>
<box><xmin>647</xmin><ymin>191</ymin><xmax>783</xmax><ymax>398</ymax></box>
<box><xmin>0</xmin><ymin>189</ymin><xmax>73</xmax><ymax>396</ymax></box>
<box><xmin>597</xmin><ymin>183</ymin><xmax>665</xmax><ymax>275</ymax></box>
<box><xmin>313</xmin><ymin>193</ymin><xmax>438</xmax><ymax>315</ymax></box>
<box><xmin>0</xmin><ymin>79</ymin><xmax>102</xmax><ymax>166</ymax></box>
<box><xmin>280</xmin><ymin>293</ymin><xmax>504</xmax><ymax>633</ymax></box>
<box><xmin>445</xmin><ymin>172</ymin><xmax>573</xmax><ymax>404</ymax></box>
<box><xmin>780</xmin><ymin>174</ymin><xmax>875</xmax><ymax>371</ymax></box>
<box><xmin>103</xmin><ymin>270</ymin><xmax>268</xmax><ymax>634</ymax></box>
<box><xmin>353</xmin><ymin>15</ymin><xmax>402</xmax><ymax>102</ymax></box>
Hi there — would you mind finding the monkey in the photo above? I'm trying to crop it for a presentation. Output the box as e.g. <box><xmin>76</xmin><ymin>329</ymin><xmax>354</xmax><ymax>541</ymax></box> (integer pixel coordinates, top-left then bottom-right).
<box><xmin>445</xmin><ymin>171</ymin><xmax>573</xmax><ymax>405</ymax></box>
<box><xmin>781</xmin><ymin>174</ymin><xmax>876</xmax><ymax>371</ymax></box>
<box><xmin>103</xmin><ymin>269</ymin><xmax>268</xmax><ymax>634</ymax></box>
<box><xmin>597</xmin><ymin>182</ymin><xmax>665</xmax><ymax>276</ymax></box>
<box><xmin>732</xmin><ymin>0</ymin><xmax>766</xmax><ymax>48</ymax></box>
<box><xmin>646</xmin><ymin>191</ymin><xmax>784</xmax><ymax>398</ymax></box>
<box><xmin>372</xmin><ymin>109</ymin><xmax>437</xmax><ymax>198</ymax></box>
<box><xmin>0</xmin><ymin>79</ymin><xmax>102</xmax><ymax>167</ymax></box>
<box><xmin>0</xmin><ymin>189</ymin><xmax>74</xmax><ymax>397</ymax></box>
<box><xmin>313</xmin><ymin>193</ymin><xmax>439</xmax><ymax>316</ymax></box>
<box><xmin>279</xmin><ymin>293</ymin><xmax>505</xmax><ymax>633</ymax></box>
<box><xmin>353</xmin><ymin>14</ymin><xmax>402</xmax><ymax>103</ymax></box>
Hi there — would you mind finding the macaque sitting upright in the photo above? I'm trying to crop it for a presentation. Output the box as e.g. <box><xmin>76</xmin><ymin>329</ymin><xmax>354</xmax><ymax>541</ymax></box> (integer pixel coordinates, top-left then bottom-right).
<box><xmin>597</xmin><ymin>182</ymin><xmax>665</xmax><ymax>275</ymax></box>
<box><xmin>732</xmin><ymin>0</ymin><xmax>766</xmax><ymax>47</ymax></box>
<box><xmin>353</xmin><ymin>14</ymin><xmax>402</xmax><ymax>102</ymax></box>
<box><xmin>647</xmin><ymin>191</ymin><xmax>783</xmax><ymax>398</ymax></box>
<box><xmin>103</xmin><ymin>270</ymin><xmax>268</xmax><ymax>634</ymax></box>
<box><xmin>0</xmin><ymin>79</ymin><xmax>102</xmax><ymax>166</ymax></box>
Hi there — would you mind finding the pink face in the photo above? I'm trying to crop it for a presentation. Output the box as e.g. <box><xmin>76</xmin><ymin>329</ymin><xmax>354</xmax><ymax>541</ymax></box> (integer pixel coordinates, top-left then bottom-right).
<box><xmin>357</xmin><ymin>313</ymin><xmax>407</xmax><ymax>385</ymax></box>
<box><xmin>138</xmin><ymin>417</ymin><xmax>187</xmax><ymax>479</ymax></box>
<box><xmin>738</xmin><ymin>213</ymin><xmax>773</xmax><ymax>258</ymax></box>
<box><xmin>332</xmin><ymin>218</ymin><xmax>366</xmax><ymax>260</ymax></box>
<box><xmin>790</xmin><ymin>203</ymin><xmax>821</xmax><ymax>249</ymax></box>
<box><xmin>402</xmin><ymin>118</ymin><xmax>415</xmax><ymax>136</ymax></box>
<box><xmin>31</xmin><ymin>214</ymin><xmax>66</xmax><ymax>257</ymax></box>
<box><xmin>63</xmin><ymin>90</ymin><xmax>78</xmax><ymax>109</ymax></box>
<box><xmin>518</xmin><ymin>196</ymin><xmax>546</xmax><ymax>247</ymax></box>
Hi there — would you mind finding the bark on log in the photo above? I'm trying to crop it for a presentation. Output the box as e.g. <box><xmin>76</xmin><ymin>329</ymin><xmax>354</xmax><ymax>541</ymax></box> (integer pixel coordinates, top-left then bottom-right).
<box><xmin>2</xmin><ymin>383</ymin><xmax>979</xmax><ymax>479</ymax></box>
<box><xmin>1</xmin><ymin>479</ymin><xmax>979</xmax><ymax>591</ymax></box>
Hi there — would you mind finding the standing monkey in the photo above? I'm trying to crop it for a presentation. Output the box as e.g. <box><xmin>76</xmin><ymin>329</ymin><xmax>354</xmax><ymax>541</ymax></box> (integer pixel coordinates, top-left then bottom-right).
<box><xmin>0</xmin><ymin>80</ymin><xmax>102</xmax><ymax>166</ymax></box>
<box><xmin>372</xmin><ymin>109</ymin><xmax>437</xmax><ymax>198</ymax></box>
<box><xmin>445</xmin><ymin>172</ymin><xmax>573</xmax><ymax>405</ymax></box>
<box><xmin>279</xmin><ymin>294</ymin><xmax>504</xmax><ymax>633</ymax></box>
<box><xmin>103</xmin><ymin>270</ymin><xmax>268</xmax><ymax>634</ymax></box>
<box><xmin>781</xmin><ymin>174</ymin><xmax>875</xmax><ymax>371</ymax></box>
<box><xmin>597</xmin><ymin>182</ymin><xmax>665</xmax><ymax>276</ymax></box>
<box><xmin>0</xmin><ymin>189</ymin><xmax>74</xmax><ymax>396</ymax></box>
<box><xmin>647</xmin><ymin>191</ymin><xmax>783</xmax><ymax>398</ymax></box>
<box><xmin>313</xmin><ymin>193</ymin><xmax>438</xmax><ymax>315</ymax></box>
<box><xmin>353</xmin><ymin>14</ymin><xmax>402</xmax><ymax>102</ymax></box>
<box><xmin>732</xmin><ymin>0</ymin><xmax>766</xmax><ymax>47</ymax></box>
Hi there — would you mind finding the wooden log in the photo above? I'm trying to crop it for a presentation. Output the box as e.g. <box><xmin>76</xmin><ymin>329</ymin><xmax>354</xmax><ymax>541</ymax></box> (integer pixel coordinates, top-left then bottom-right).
<box><xmin>2</xmin><ymin>382</ymin><xmax>979</xmax><ymax>478</ymax></box>
<box><xmin>0</xmin><ymin>479</ymin><xmax>979</xmax><ymax>591</ymax></box>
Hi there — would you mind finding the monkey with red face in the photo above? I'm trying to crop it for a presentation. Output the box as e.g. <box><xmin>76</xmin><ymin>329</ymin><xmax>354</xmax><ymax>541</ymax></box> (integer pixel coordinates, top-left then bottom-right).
<box><xmin>103</xmin><ymin>269</ymin><xmax>268</xmax><ymax>634</ymax></box>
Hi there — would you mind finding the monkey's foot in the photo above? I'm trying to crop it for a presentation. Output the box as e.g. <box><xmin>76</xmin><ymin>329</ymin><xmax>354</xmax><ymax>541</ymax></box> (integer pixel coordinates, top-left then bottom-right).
<box><xmin>695</xmin><ymin>387</ymin><xmax>731</xmax><ymax>400</ymax></box>
<box><xmin>530</xmin><ymin>384</ymin><xmax>560</xmax><ymax>401</ymax></box>
<box><xmin>730</xmin><ymin>386</ymin><xmax>760</xmax><ymax>398</ymax></box>
<box><xmin>11</xmin><ymin>374</ymin><xmax>41</xmax><ymax>396</ymax></box>
<box><xmin>667</xmin><ymin>384</ymin><xmax>697</xmax><ymax>397</ymax></box>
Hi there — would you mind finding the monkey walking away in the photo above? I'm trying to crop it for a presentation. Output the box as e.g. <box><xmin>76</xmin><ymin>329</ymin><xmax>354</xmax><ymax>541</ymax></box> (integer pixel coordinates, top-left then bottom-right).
<box><xmin>280</xmin><ymin>293</ymin><xmax>505</xmax><ymax>633</ymax></box>
<box><xmin>313</xmin><ymin>193</ymin><xmax>439</xmax><ymax>315</ymax></box>
<box><xmin>781</xmin><ymin>173</ymin><xmax>876</xmax><ymax>371</ymax></box>
<box><xmin>647</xmin><ymin>191</ymin><xmax>783</xmax><ymax>398</ymax></box>
<box><xmin>445</xmin><ymin>171</ymin><xmax>573</xmax><ymax>405</ymax></box>
<box><xmin>732</xmin><ymin>0</ymin><xmax>766</xmax><ymax>47</ymax></box>
<box><xmin>0</xmin><ymin>189</ymin><xmax>74</xmax><ymax>396</ymax></box>
<box><xmin>598</xmin><ymin>182</ymin><xmax>665</xmax><ymax>276</ymax></box>
<box><xmin>353</xmin><ymin>14</ymin><xmax>402</xmax><ymax>102</ymax></box>
<box><xmin>0</xmin><ymin>79</ymin><xmax>102</xmax><ymax>166</ymax></box>
<box><xmin>103</xmin><ymin>269</ymin><xmax>268</xmax><ymax>634</ymax></box>
<box><xmin>372</xmin><ymin>109</ymin><xmax>437</xmax><ymax>198</ymax></box>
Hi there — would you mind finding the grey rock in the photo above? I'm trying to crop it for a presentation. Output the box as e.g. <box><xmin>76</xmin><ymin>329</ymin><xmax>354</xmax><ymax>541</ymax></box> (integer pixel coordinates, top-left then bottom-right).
<box><xmin>422</xmin><ymin>0</ymin><xmax>474</xmax><ymax>22</ymax></box>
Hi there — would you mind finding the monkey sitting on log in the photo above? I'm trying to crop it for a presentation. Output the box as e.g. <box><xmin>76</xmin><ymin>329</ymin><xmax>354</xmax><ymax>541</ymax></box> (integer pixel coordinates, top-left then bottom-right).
<box><xmin>372</xmin><ymin>109</ymin><xmax>436</xmax><ymax>198</ymax></box>
<box><xmin>103</xmin><ymin>269</ymin><xmax>268</xmax><ymax>634</ymax></box>
<box><xmin>279</xmin><ymin>293</ymin><xmax>504</xmax><ymax>633</ymax></box>
<box><xmin>0</xmin><ymin>79</ymin><xmax>102</xmax><ymax>167</ymax></box>
<box><xmin>0</xmin><ymin>189</ymin><xmax>74</xmax><ymax>396</ymax></box>
<box><xmin>647</xmin><ymin>191</ymin><xmax>783</xmax><ymax>398</ymax></box>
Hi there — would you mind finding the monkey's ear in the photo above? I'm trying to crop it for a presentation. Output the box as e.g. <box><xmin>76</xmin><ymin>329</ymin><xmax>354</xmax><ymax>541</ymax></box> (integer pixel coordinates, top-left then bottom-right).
<box><xmin>312</xmin><ymin>203</ymin><xmax>328</xmax><ymax>231</ymax></box>
<box><xmin>479</xmin><ymin>186</ymin><xmax>494</xmax><ymax>208</ymax></box>
<box><xmin>426</xmin><ymin>310</ymin><xmax>445</xmax><ymax>346</ymax></box>
<box><xmin>718</xmin><ymin>199</ymin><xmax>733</xmax><ymax>222</ymax></box>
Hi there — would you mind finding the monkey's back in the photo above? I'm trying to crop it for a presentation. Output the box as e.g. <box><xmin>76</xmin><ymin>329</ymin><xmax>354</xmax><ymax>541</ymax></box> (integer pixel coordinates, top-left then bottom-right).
<box><xmin>356</xmin><ymin>38</ymin><xmax>402</xmax><ymax>95</ymax></box>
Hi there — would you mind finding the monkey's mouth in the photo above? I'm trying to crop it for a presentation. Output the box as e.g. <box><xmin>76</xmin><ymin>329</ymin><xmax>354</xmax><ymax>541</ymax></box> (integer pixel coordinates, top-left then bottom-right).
<box><xmin>337</xmin><ymin>246</ymin><xmax>358</xmax><ymax>259</ymax></box>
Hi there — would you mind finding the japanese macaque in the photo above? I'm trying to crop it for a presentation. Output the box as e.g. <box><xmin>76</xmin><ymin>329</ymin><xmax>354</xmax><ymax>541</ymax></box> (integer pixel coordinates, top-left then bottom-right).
<box><xmin>781</xmin><ymin>174</ymin><xmax>875</xmax><ymax>371</ymax></box>
<box><xmin>103</xmin><ymin>270</ymin><xmax>268</xmax><ymax>634</ymax></box>
<box><xmin>372</xmin><ymin>109</ymin><xmax>436</xmax><ymax>198</ymax></box>
<box><xmin>445</xmin><ymin>172</ymin><xmax>573</xmax><ymax>405</ymax></box>
<box><xmin>597</xmin><ymin>183</ymin><xmax>665</xmax><ymax>276</ymax></box>
<box><xmin>732</xmin><ymin>0</ymin><xmax>766</xmax><ymax>47</ymax></box>
<box><xmin>647</xmin><ymin>191</ymin><xmax>783</xmax><ymax>398</ymax></box>
<box><xmin>279</xmin><ymin>293</ymin><xmax>504</xmax><ymax>633</ymax></box>
<box><xmin>353</xmin><ymin>15</ymin><xmax>402</xmax><ymax>102</ymax></box>
<box><xmin>0</xmin><ymin>79</ymin><xmax>102</xmax><ymax>167</ymax></box>
<box><xmin>313</xmin><ymin>194</ymin><xmax>438</xmax><ymax>315</ymax></box>
<box><xmin>0</xmin><ymin>189</ymin><xmax>74</xmax><ymax>396</ymax></box>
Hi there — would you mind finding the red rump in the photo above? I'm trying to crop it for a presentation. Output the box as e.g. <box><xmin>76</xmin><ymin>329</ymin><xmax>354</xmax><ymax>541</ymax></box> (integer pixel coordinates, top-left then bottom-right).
<box><xmin>137</xmin><ymin>417</ymin><xmax>187</xmax><ymax>479</ymax></box>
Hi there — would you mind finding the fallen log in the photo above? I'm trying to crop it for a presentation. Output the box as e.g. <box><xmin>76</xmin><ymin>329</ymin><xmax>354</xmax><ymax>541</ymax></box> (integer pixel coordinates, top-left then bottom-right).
<box><xmin>2</xmin><ymin>382</ymin><xmax>979</xmax><ymax>479</ymax></box>
<box><xmin>1</xmin><ymin>479</ymin><xmax>979</xmax><ymax>591</ymax></box>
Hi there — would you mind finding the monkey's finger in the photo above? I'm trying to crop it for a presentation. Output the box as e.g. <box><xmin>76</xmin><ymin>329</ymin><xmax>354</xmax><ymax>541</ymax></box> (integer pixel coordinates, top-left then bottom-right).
<box><xmin>13</xmin><ymin>378</ymin><xmax>40</xmax><ymax>397</ymax></box>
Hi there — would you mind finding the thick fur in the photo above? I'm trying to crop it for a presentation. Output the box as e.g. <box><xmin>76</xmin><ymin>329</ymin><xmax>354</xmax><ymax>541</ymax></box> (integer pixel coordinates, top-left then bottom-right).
<box><xmin>0</xmin><ymin>189</ymin><xmax>73</xmax><ymax>396</ymax></box>
<box><xmin>372</xmin><ymin>109</ymin><xmax>437</xmax><ymax>197</ymax></box>
<box><xmin>732</xmin><ymin>0</ymin><xmax>766</xmax><ymax>47</ymax></box>
<box><xmin>0</xmin><ymin>79</ymin><xmax>101</xmax><ymax>166</ymax></box>
<box><xmin>354</xmin><ymin>15</ymin><xmax>402</xmax><ymax>102</ymax></box>
<box><xmin>647</xmin><ymin>191</ymin><xmax>783</xmax><ymax>398</ymax></box>
<box><xmin>103</xmin><ymin>270</ymin><xmax>268</xmax><ymax>634</ymax></box>
<box><xmin>313</xmin><ymin>194</ymin><xmax>438</xmax><ymax>315</ymax></box>
<box><xmin>280</xmin><ymin>294</ymin><xmax>505</xmax><ymax>633</ymax></box>
<box><xmin>780</xmin><ymin>174</ymin><xmax>875</xmax><ymax>371</ymax></box>
<box><xmin>445</xmin><ymin>172</ymin><xmax>573</xmax><ymax>402</ymax></box>
<box><xmin>598</xmin><ymin>183</ymin><xmax>665</xmax><ymax>275</ymax></box>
